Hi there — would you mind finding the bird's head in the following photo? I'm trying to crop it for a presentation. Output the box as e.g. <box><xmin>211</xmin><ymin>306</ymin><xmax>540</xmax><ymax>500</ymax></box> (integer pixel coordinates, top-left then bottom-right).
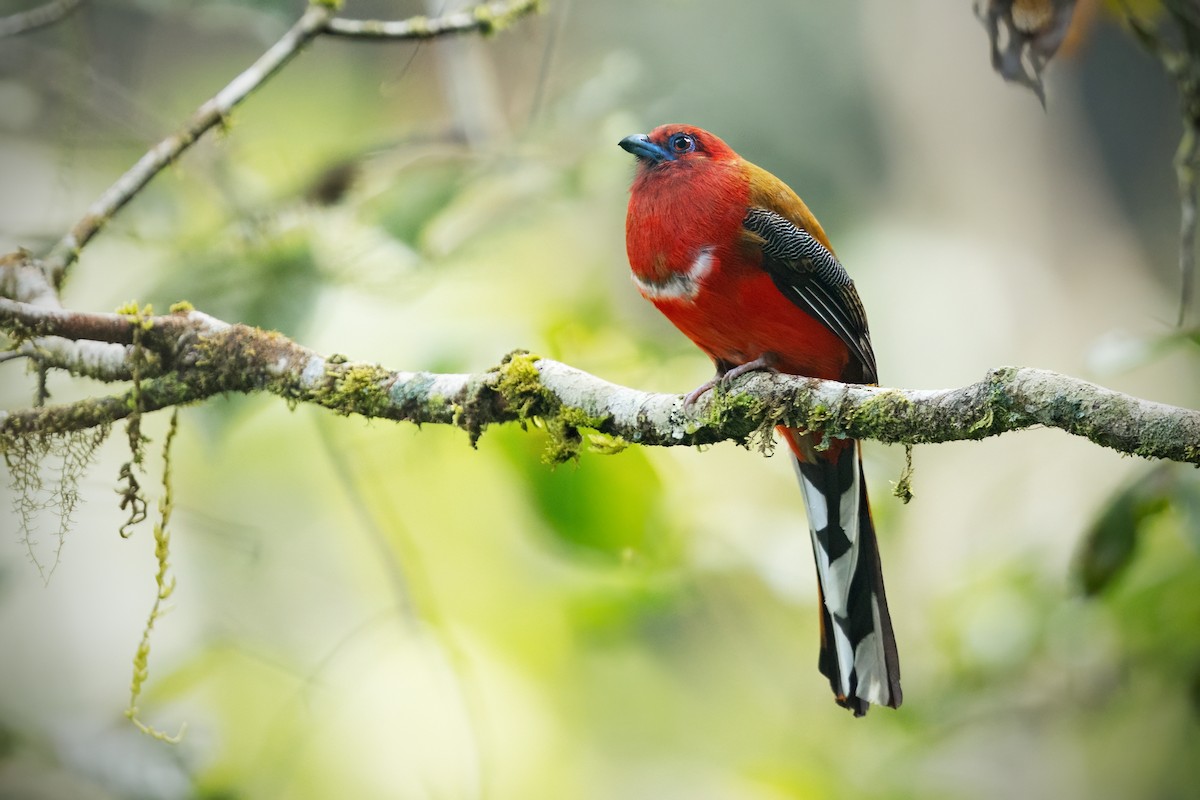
<box><xmin>618</xmin><ymin>125</ymin><xmax>736</xmax><ymax>168</ymax></box>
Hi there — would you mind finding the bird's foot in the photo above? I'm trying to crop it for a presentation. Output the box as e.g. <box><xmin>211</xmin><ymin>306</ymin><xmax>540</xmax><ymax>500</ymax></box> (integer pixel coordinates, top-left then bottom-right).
<box><xmin>682</xmin><ymin>378</ymin><xmax>721</xmax><ymax>410</ymax></box>
<box><xmin>721</xmin><ymin>356</ymin><xmax>776</xmax><ymax>383</ymax></box>
<box><xmin>682</xmin><ymin>355</ymin><xmax>777</xmax><ymax>411</ymax></box>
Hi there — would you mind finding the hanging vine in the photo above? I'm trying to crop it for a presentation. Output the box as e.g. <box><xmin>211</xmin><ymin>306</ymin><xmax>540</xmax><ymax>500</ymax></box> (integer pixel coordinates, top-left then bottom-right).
<box><xmin>125</xmin><ymin>409</ymin><xmax>185</xmax><ymax>743</ymax></box>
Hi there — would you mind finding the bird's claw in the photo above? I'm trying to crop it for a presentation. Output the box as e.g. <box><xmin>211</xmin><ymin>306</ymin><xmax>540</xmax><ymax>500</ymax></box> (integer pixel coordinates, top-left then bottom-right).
<box><xmin>682</xmin><ymin>379</ymin><xmax>719</xmax><ymax>411</ymax></box>
<box><xmin>681</xmin><ymin>356</ymin><xmax>777</xmax><ymax>412</ymax></box>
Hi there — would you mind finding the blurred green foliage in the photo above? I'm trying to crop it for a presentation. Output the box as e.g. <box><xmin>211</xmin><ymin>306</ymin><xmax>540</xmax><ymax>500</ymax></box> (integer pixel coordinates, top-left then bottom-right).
<box><xmin>3</xmin><ymin>1</ymin><xmax>1200</xmax><ymax>799</ymax></box>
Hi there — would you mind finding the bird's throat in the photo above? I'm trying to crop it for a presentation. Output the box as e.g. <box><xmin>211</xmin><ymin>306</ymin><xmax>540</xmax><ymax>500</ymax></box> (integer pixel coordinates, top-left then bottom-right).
<box><xmin>631</xmin><ymin>247</ymin><xmax>715</xmax><ymax>302</ymax></box>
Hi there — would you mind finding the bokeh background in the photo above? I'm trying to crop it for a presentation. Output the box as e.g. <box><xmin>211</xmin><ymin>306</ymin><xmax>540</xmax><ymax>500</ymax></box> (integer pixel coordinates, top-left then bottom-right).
<box><xmin>2</xmin><ymin>0</ymin><xmax>1200</xmax><ymax>798</ymax></box>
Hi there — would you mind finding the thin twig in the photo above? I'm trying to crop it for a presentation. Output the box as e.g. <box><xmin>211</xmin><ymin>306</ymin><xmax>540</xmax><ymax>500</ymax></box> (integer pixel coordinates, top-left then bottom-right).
<box><xmin>1177</xmin><ymin>123</ymin><xmax>1198</xmax><ymax>325</ymax></box>
<box><xmin>0</xmin><ymin>251</ymin><xmax>59</xmax><ymax>308</ymax></box>
<box><xmin>527</xmin><ymin>0</ymin><xmax>569</xmax><ymax>124</ymax></box>
<box><xmin>0</xmin><ymin>296</ymin><xmax>208</xmax><ymax>348</ymax></box>
<box><xmin>38</xmin><ymin>2</ymin><xmax>338</xmax><ymax>288</ymax></box>
<box><xmin>7</xmin><ymin>337</ymin><xmax>156</xmax><ymax>381</ymax></box>
<box><xmin>1121</xmin><ymin>1</ymin><xmax>1200</xmax><ymax>326</ymax></box>
<box><xmin>325</xmin><ymin>0</ymin><xmax>539</xmax><ymax>39</ymax></box>
<box><xmin>0</xmin><ymin>0</ymin><xmax>83</xmax><ymax>38</ymax></box>
<box><xmin>37</xmin><ymin>0</ymin><xmax>544</xmax><ymax>289</ymax></box>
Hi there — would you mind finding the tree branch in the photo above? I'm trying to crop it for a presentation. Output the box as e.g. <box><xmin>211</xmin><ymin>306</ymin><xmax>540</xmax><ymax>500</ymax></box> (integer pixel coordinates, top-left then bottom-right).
<box><xmin>38</xmin><ymin>3</ymin><xmax>336</xmax><ymax>288</ymax></box>
<box><xmin>0</xmin><ymin>0</ymin><xmax>83</xmax><ymax>38</ymax></box>
<box><xmin>325</xmin><ymin>0</ymin><xmax>540</xmax><ymax>39</ymax></box>
<box><xmin>37</xmin><ymin>0</ymin><xmax>544</xmax><ymax>289</ymax></box>
<box><xmin>0</xmin><ymin>250</ymin><xmax>60</xmax><ymax>308</ymax></box>
<box><xmin>0</xmin><ymin>295</ymin><xmax>212</xmax><ymax>348</ymax></box>
<box><xmin>7</xmin><ymin>0</ymin><xmax>1197</xmax><ymax>466</ymax></box>
<box><xmin>2</xmin><ymin>297</ymin><xmax>1198</xmax><ymax>464</ymax></box>
<box><xmin>1122</xmin><ymin>0</ymin><xmax>1200</xmax><ymax>325</ymax></box>
<box><xmin>7</xmin><ymin>337</ymin><xmax>157</xmax><ymax>382</ymax></box>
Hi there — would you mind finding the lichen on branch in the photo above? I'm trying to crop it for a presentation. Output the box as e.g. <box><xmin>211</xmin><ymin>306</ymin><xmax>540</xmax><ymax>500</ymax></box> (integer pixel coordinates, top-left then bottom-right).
<box><xmin>1</xmin><ymin>424</ymin><xmax>110</xmax><ymax>582</ymax></box>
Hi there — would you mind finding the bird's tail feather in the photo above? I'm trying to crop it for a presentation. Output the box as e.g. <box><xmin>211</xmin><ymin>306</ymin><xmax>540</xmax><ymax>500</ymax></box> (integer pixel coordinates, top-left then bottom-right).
<box><xmin>780</xmin><ymin>427</ymin><xmax>902</xmax><ymax>716</ymax></box>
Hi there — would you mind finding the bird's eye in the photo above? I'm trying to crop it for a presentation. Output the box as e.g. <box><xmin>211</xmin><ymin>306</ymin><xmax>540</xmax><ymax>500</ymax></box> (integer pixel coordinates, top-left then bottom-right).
<box><xmin>668</xmin><ymin>133</ymin><xmax>696</xmax><ymax>154</ymax></box>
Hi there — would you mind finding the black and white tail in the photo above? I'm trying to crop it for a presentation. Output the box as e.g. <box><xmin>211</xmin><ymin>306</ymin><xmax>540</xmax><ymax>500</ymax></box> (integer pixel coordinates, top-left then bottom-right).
<box><xmin>784</xmin><ymin>429</ymin><xmax>901</xmax><ymax>716</ymax></box>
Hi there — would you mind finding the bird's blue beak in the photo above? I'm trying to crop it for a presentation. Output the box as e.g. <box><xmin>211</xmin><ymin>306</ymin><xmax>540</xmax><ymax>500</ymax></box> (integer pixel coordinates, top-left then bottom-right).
<box><xmin>619</xmin><ymin>133</ymin><xmax>673</xmax><ymax>163</ymax></box>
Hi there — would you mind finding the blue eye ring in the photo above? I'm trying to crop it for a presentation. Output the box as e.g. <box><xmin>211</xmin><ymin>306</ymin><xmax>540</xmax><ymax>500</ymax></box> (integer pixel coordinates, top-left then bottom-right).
<box><xmin>668</xmin><ymin>133</ymin><xmax>696</xmax><ymax>154</ymax></box>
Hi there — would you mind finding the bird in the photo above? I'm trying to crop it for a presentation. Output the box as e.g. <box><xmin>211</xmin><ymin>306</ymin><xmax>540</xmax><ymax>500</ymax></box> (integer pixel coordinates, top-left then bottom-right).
<box><xmin>619</xmin><ymin>124</ymin><xmax>901</xmax><ymax>715</ymax></box>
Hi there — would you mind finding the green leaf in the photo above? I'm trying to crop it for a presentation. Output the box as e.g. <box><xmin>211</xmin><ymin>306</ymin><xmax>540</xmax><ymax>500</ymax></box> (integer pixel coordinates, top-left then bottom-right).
<box><xmin>366</xmin><ymin>160</ymin><xmax>466</xmax><ymax>249</ymax></box>
<box><xmin>1076</xmin><ymin>465</ymin><xmax>1173</xmax><ymax>595</ymax></box>
<box><xmin>496</xmin><ymin>426</ymin><xmax>678</xmax><ymax>566</ymax></box>
<box><xmin>160</xmin><ymin>226</ymin><xmax>322</xmax><ymax>339</ymax></box>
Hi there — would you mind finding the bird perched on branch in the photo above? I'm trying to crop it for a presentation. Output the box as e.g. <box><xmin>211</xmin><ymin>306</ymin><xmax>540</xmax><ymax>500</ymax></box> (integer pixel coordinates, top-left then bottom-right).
<box><xmin>619</xmin><ymin>124</ymin><xmax>901</xmax><ymax>715</ymax></box>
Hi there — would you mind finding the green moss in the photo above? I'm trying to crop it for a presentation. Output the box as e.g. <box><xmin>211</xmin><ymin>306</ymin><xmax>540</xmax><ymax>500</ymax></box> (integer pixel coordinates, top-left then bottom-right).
<box><xmin>407</xmin><ymin>15</ymin><xmax>430</xmax><ymax>36</ymax></box>
<box><xmin>704</xmin><ymin>388</ymin><xmax>768</xmax><ymax>449</ymax></box>
<box><xmin>117</xmin><ymin>302</ymin><xmax>154</xmax><ymax>538</ymax></box>
<box><xmin>967</xmin><ymin>406</ymin><xmax>996</xmax><ymax>437</ymax></box>
<box><xmin>968</xmin><ymin>367</ymin><xmax>1021</xmax><ymax>439</ymax></box>
<box><xmin>187</xmin><ymin>325</ymin><xmax>302</xmax><ymax>402</ymax></box>
<box><xmin>806</xmin><ymin>399</ymin><xmax>841</xmax><ymax>452</ymax></box>
<box><xmin>892</xmin><ymin>444</ymin><xmax>916</xmax><ymax>503</ymax></box>
<box><xmin>542</xmin><ymin>418</ymin><xmax>582</xmax><ymax>465</ymax></box>
<box><xmin>473</xmin><ymin>4</ymin><xmax>498</xmax><ymax>34</ymax></box>
<box><xmin>494</xmin><ymin>350</ymin><xmax>554</xmax><ymax>421</ymax></box>
<box><xmin>3</xmin><ymin>398</ymin><xmax>114</xmax><ymax>438</ymax></box>
<box><xmin>542</xmin><ymin>406</ymin><xmax>618</xmax><ymax>465</ymax></box>
<box><xmin>116</xmin><ymin>301</ymin><xmax>154</xmax><ymax>330</ymax></box>
<box><xmin>125</xmin><ymin>409</ymin><xmax>185</xmax><ymax>743</ymax></box>
<box><xmin>168</xmin><ymin>300</ymin><xmax>194</xmax><ymax>314</ymax></box>
<box><xmin>315</xmin><ymin>363</ymin><xmax>394</xmax><ymax>418</ymax></box>
<box><xmin>587</xmin><ymin>432</ymin><xmax>629</xmax><ymax>455</ymax></box>
<box><xmin>474</xmin><ymin>0</ymin><xmax>541</xmax><ymax>35</ymax></box>
<box><xmin>848</xmin><ymin>389</ymin><xmax>914</xmax><ymax>444</ymax></box>
<box><xmin>487</xmin><ymin>352</ymin><xmax>620</xmax><ymax>464</ymax></box>
<box><xmin>559</xmin><ymin>405</ymin><xmax>609</xmax><ymax>431</ymax></box>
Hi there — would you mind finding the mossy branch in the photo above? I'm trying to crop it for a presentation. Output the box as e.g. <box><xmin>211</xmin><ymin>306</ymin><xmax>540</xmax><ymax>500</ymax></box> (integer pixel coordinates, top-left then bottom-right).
<box><xmin>2</xmin><ymin>298</ymin><xmax>1199</xmax><ymax>465</ymax></box>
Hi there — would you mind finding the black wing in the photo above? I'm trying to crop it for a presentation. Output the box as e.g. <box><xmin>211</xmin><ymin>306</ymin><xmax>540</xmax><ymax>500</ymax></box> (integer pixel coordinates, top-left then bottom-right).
<box><xmin>743</xmin><ymin>207</ymin><xmax>877</xmax><ymax>383</ymax></box>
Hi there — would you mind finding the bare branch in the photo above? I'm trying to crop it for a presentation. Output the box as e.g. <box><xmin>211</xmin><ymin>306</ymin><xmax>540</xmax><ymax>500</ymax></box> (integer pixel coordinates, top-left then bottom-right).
<box><xmin>0</xmin><ymin>0</ymin><xmax>83</xmax><ymax>38</ymax></box>
<box><xmin>1178</xmin><ymin>124</ymin><xmax>1198</xmax><ymax>326</ymax></box>
<box><xmin>1121</xmin><ymin>1</ymin><xmax>1200</xmax><ymax>325</ymax></box>
<box><xmin>37</xmin><ymin>0</ymin><xmax>544</xmax><ymax>290</ymax></box>
<box><xmin>0</xmin><ymin>251</ymin><xmax>60</xmax><ymax>308</ymax></box>
<box><xmin>325</xmin><ymin>0</ymin><xmax>540</xmax><ymax>39</ymax></box>
<box><xmin>2</xmin><ymin>299</ymin><xmax>1197</xmax><ymax>465</ymax></box>
<box><xmin>0</xmin><ymin>255</ymin><xmax>166</xmax><ymax>380</ymax></box>
<box><xmin>14</xmin><ymin>337</ymin><xmax>158</xmax><ymax>382</ymax></box>
<box><xmin>0</xmin><ymin>296</ymin><xmax>207</xmax><ymax>348</ymax></box>
<box><xmin>38</xmin><ymin>3</ymin><xmax>337</xmax><ymax>288</ymax></box>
